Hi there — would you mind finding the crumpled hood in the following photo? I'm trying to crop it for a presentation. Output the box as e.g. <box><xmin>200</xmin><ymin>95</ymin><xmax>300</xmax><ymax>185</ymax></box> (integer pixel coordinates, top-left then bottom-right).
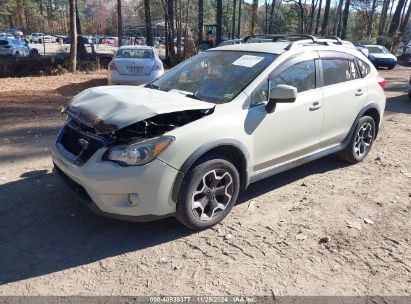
<box><xmin>65</xmin><ymin>86</ymin><xmax>215</xmax><ymax>134</ymax></box>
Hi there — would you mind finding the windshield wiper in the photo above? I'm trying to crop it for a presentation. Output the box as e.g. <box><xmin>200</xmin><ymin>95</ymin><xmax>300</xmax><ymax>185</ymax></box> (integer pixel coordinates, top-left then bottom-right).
<box><xmin>145</xmin><ymin>83</ymin><xmax>161</xmax><ymax>90</ymax></box>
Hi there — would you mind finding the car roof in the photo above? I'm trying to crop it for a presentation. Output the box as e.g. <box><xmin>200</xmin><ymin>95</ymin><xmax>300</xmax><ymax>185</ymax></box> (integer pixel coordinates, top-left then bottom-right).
<box><xmin>212</xmin><ymin>42</ymin><xmax>290</xmax><ymax>54</ymax></box>
<box><xmin>119</xmin><ymin>45</ymin><xmax>153</xmax><ymax>50</ymax></box>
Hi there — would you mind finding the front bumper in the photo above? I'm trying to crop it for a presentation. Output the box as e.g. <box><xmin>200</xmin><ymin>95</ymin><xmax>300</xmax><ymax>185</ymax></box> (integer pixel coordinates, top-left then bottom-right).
<box><xmin>52</xmin><ymin>143</ymin><xmax>179</xmax><ymax>221</ymax></box>
<box><xmin>107</xmin><ymin>70</ymin><xmax>164</xmax><ymax>85</ymax></box>
<box><xmin>370</xmin><ymin>58</ymin><xmax>397</xmax><ymax>68</ymax></box>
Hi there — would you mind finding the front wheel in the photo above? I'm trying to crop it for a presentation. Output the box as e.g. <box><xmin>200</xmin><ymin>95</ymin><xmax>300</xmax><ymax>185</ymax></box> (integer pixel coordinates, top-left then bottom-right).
<box><xmin>176</xmin><ymin>155</ymin><xmax>240</xmax><ymax>230</ymax></box>
<box><xmin>339</xmin><ymin>116</ymin><xmax>376</xmax><ymax>163</ymax></box>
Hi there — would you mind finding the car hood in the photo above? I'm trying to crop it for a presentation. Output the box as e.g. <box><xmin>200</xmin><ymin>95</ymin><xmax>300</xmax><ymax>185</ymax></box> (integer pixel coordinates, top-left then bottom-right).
<box><xmin>64</xmin><ymin>86</ymin><xmax>215</xmax><ymax>134</ymax></box>
<box><xmin>369</xmin><ymin>53</ymin><xmax>396</xmax><ymax>60</ymax></box>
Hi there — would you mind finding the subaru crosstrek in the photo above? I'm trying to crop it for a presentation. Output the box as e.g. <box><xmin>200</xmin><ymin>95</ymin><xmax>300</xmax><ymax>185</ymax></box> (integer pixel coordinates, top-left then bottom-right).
<box><xmin>53</xmin><ymin>39</ymin><xmax>386</xmax><ymax>229</ymax></box>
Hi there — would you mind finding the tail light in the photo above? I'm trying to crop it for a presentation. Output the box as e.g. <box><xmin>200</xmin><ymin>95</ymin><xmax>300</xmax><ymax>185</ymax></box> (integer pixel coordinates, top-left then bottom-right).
<box><xmin>377</xmin><ymin>76</ymin><xmax>385</xmax><ymax>90</ymax></box>
<box><xmin>108</xmin><ymin>61</ymin><xmax>117</xmax><ymax>70</ymax></box>
<box><xmin>152</xmin><ymin>63</ymin><xmax>162</xmax><ymax>71</ymax></box>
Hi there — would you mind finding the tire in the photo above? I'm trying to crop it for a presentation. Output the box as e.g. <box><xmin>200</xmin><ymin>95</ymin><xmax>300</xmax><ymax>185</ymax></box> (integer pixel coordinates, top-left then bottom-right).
<box><xmin>339</xmin><ymin>116</ymin><xmax>376</xmax><ymax>163</ymax></box>
<box><xmin>14</xmin><ymin>52</ymin><xmax>19</xmax><ymax>57</ymax></box>
<box><xmin>176</xmin><ymin>154</ymin><xmax>240</xmax><ymax>230</ymax></box>
<box><xmin>388</xmin><ymin>65</ymin><xmax>395</xmax><ymax>70</ymax></box>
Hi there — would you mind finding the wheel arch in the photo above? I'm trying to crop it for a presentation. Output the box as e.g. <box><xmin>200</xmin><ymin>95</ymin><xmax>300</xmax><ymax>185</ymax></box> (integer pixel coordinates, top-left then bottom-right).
<box><xmin>342</xmin><ymin>102</ymin><xmax>381</xmax><ymax>147</ymax></box>
<box><xmin>171</xmin><ymin>139</ymin><xmax>250</xmax><ymax>203</ymax></box>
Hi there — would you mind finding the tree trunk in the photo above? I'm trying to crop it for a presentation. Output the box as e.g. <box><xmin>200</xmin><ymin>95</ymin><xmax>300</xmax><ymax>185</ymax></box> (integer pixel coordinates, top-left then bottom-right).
<box><xmin>216</xmin><ymin>0</ymin><xmax>223</xmax><ymax>44</ymax></box>
<box><xmin>198</xmin><ymin>0</ymin><xmax>203</xmax><ymax>45</ymax></box>
<box><xmin>399</xmin><ymin>0</ymin><xmax>411</xmax><ymax>34</ymax></box>
<box><xmin>167</xmin><ymin>0</ymin><xmax>176</xmax><ymax>63</ymax></box>
<box><xmin>298</xmin><ymin>0</ymin><xmax>304</xmax><ymax>34</ymax></box>
<box><xmin>340</xmin><ymin>0</ymin><xmax>351</xmax><ymax>39</ymax></box>
<box><xmin>388</xmin><ymin>0</ymin><xmax>406</xmax><ymax>35</ymax></box>
<box><xmin>378</xmin><ymin>0</ymin><xmax>390</xmax><ymax>35</ymax></box>
<box><xmin>268</xmin><ymin>0</ymin><xmax>276</xmax><ymax>34</ymax></box>
<box><xmin>232</xmin><ymin>0</ymin><xmax>237</xmax><ymax>38</ymax></box>
<box><xmin>69</xmin><ymin>0</ymin><xmax>77</xmax><ymax>72</ymax></box>
<box><xmin>307</xmin><ymin>0</ymin><xmax>316</xmax><ymax>34</ymax></box>
<box><xmin>117</xmin><ymin>0</ymin><xmax>122</xmax><ymax>46</ymax></box>
<box><xmin>237</xmin><ymin>0</ymin><xmax>242</xmax><ymax>37</ymax></box>
<box><xmin>183</xmin><ymin>0</ymin><xmax>190</xmax><ymax>59</ymax></box>
<box><xmin>76</xmin><ymin>1</ymin><xmax>87</xmax><ymax>58</ymax></box>
<box><xmin>320</xmin><ymin>0</ymin><xmax>331</xmax><ymax>36</ymax></box>
<box><xmin>332</xmin><ymin>0</ymin><xmax>343</xmax><ymax>36</ymax></box>
<box><xmin>400</xmin><ymin>0</ymin><xmax>409</xmax><ymax>25</ymax></box>
<box><xmin>250</xmin><ymin>0</ymin><xmax>258</xmax><ymax>35</ymax></box>
<box><xmin>367</xmin><ymin>0</ymin><xmax>377</xmax><ymax>37</ymax></box>
<box><xmin>314</xmin><ymin>0</ymin><xmax>322</xmax><ymax>35</ymax></box>
<box><xmin>144</xmin><ymin>0</ymin><xmax>153</xmax><ymax>46</ymax></box>
<box><xmin>176</xmin><ymin>0</ymin><xmax>182</xmax><ymax>61</ymax></box>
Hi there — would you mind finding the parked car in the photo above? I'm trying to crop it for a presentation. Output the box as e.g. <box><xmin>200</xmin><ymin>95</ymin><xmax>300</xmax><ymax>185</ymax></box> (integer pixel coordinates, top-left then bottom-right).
<box><xmin>356</xmin><ymin>46</ymin><xmax>369</xmax><ymax>57</ymax></box>
<box><xmin>53</xmin><ymin>39</ymin><xmax>386</xmax><ymax>229</ymax></box>
<box><xmin>0</xmin><ymin>32</ymin><xmax>14</xmax><ymax>39</ymax></box>
<box><xmin>360</xmin><ymin>44</ymin><xmax>397</xmax><ymax>69</ymax></box>
<box><xmin>0</xmin><ymin>38</ymin><xmax>32</xmax><ymax>57</ymax></box>
<box><xmin>135</xmin><ymin>36</ymin><xmax>146</xmax><ymax>45</ymax></box>
<box><xmin>42</xmin><ymin>35</ymin><xmax>57</xmax><ymax>43</ymax></box>
<box><xmin>5</xmin><ymin>28</ymin><xmax>24</xmax><ymax>37</ymax></box>
<box><xmin>107</xmin><ymin>46</ymin><xmax>164</xmax><ymax>85</ymax></box>
<box><xmin>103</xmin><ymin>36</ymin><xmax>118</xmax><ymax>45</ymax></box>
<box><xmin>30</xmin><ymin>33</ymin><xmax>45</xmax><ymax>43</ymax></box>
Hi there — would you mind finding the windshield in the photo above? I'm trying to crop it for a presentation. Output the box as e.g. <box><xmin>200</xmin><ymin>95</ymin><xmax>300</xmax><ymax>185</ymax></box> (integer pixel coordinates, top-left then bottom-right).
<box><xmin>116</xmin><ymin>49</ymin><xmax>154</xmax><ymax>59</ymax></box>
<box><xmin>366</xmin><ymin>46</ymin><xmax>390</xmax><ymax>54</ymax></box>
<box><xmin>151</xmin><ymin>50</ymin><xmax>277</xmax><ymax>103</ymax></box>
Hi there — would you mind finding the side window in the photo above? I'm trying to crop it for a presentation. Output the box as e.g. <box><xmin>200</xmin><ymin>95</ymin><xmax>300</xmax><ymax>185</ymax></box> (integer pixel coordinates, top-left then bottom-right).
<box><xmin>322</xmin><ymin>59</ymin><xmax>358</xmax><ymax>86</ymax></box>
<box><xmin>251</xmin><ymin>80</ymin><xmax>269</xmax><ymax>106</ymax></box>
<box><xmin>349</xmin><ymin>60</ymin><xmax>360</xmax><ymax>80</ymax></box>
<box><xmin>270</xmin><ymin>60</ymin><xmax>316</xmax><ymax>93</ymax></box>
<box><xmin>356</xmin><ymin>59</ymin><xmax>370</xmax><ymax>78</ymax></box>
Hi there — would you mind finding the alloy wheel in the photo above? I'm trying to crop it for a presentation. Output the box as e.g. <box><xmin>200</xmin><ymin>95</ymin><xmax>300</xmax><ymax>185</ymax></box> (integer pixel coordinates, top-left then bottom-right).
<box><xmin>354</xmin><ymin>122</ymin><xmax>373</xmax><ymax>158</ymax></box>
<box><xmin>191</xmin><ymin>169</ymin><xmax>234</xmax><ymax>221</ymax></box>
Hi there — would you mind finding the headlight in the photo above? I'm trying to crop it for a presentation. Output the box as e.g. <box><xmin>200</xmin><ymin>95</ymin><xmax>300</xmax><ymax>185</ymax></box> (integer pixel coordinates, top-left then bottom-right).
<box><xmin>105</xmin><ymin>136</ymin><xmax>174</xmax><ymax>166</ymax></box>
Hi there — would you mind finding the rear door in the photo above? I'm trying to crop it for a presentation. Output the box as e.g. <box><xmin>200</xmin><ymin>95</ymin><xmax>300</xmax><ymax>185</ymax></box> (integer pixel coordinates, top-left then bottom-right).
<box><xmin>318</xmin><ymin>52</ymin><xmax>367</xmax><ymax>147</ymax></box>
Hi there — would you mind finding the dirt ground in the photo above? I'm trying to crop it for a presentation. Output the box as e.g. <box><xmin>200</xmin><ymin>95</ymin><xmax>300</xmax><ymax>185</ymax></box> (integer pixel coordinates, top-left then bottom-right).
<box><xmin>0</xmin><ymin>67</ymin><xmax>410</xmax><ymax>296</ymax></box>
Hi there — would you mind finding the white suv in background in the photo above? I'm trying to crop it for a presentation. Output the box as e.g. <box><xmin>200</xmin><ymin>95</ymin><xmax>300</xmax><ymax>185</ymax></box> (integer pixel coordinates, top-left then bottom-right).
<box><xmin>52</xmin><ymin>36</ymin><xmax>386</xmax><ymax>229</ymax></box>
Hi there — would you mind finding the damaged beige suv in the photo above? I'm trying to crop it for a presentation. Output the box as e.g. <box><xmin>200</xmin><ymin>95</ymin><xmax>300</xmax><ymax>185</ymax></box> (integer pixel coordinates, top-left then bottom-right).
<box><xmin>53</xmin><ymin>36</ymin><xmax>386</xmax><ymax>229</ymax></box>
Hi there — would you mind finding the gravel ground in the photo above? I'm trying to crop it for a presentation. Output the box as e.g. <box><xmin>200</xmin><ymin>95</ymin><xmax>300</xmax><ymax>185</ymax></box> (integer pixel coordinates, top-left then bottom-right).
<box><xmin>0</xmin><ymin>67</ymin><xmax>410</xmax><ymax>296</ymax></box>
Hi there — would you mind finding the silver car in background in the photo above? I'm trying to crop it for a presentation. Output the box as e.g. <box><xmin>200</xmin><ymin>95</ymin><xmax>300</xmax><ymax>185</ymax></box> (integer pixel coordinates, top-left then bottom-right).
<box><xmin>107</xmin><ymin>46</ymin><xmax>164</xmax><ymax>85</ymax></box>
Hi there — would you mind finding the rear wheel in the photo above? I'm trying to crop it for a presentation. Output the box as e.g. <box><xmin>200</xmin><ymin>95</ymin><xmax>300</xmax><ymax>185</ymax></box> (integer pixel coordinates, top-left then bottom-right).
<box><xmin>176</xmin><ymin>155</ymin><xmax>240</xmax><ymax>230</ymax></box>
<box><xmin>339</xmin><ymin>116</ymin><xmax>375</xmax><ymax>163</ymax></box>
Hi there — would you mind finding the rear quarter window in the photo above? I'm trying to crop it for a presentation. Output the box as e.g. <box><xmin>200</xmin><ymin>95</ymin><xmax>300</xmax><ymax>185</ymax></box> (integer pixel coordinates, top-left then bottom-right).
<box><xmin>356</xmin><ymin>59</ymin><xmax>371</xmax><ymax>78</ymax></box>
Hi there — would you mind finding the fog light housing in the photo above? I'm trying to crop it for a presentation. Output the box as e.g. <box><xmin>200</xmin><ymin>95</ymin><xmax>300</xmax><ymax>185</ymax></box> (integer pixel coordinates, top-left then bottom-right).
<box><xmin>128</xmin><ymin>193</ymin><xmax>140</xmax><ymax>206</ymax></box>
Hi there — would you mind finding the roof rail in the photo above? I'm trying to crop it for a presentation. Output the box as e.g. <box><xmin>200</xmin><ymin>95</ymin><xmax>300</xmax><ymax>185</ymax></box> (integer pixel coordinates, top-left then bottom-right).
<box><xmin>243</xmin><ymin>34</ymin><xmax>354</xmax><ymax>51</ymax></box>
<box><xmin>243</xmin><ymin>34</ymin><xmax>317</xmax><ymax>44</ymax></box>
<box><xmin>322</xmin><ymin>36</ymin><xmax>342</xmax><ymax>44</ymax></box>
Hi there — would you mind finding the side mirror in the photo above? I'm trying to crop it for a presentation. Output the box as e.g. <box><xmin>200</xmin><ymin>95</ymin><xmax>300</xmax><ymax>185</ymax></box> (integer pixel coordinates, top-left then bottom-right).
<box><xmin>266</xmin><ymin>84</ymin><xmax>297</xmax><ymax>113</ymax></box>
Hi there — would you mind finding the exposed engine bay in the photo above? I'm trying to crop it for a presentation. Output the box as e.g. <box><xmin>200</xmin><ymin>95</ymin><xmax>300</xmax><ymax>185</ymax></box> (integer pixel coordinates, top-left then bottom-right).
<box><xmin>101</xmin><ymin>109</ymin><xmax>213</xmax><ymax>144</ymax></box>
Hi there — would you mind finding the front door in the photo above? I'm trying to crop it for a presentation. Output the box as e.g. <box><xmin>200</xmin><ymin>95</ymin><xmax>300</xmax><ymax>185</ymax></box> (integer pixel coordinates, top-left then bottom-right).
<box><xmin>247</xmin><ymin>58</ymin><xmax>324</xmax><ymax>172</ymax></box>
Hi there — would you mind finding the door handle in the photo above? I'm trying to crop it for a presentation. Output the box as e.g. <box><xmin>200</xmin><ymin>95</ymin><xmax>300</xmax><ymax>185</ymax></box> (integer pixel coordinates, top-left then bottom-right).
<box><xmin>309</xmin><ymin>101</ymin><xmax>322</xmax><ymax>111</ymax></box>
<box><xmin>355</xmin><ymin>89</ymin><xmax>364</xmax><ymax>96</ymax></box>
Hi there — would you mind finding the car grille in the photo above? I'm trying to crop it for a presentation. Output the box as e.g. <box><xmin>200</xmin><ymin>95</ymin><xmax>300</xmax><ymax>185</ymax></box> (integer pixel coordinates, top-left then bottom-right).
<box><xmin>57</xmin><ymin>120</ymin><xmax>106</xmax><ymax>165</ymax></box>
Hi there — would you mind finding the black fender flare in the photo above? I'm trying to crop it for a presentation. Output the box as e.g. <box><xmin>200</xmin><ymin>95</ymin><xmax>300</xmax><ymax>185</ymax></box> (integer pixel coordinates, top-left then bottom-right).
<box><xmin>341</xmin><ymin>102</ymin><xmax>381</xmax><ymax>148</ymax></box>
<box><xmin>171</xmin><ymin>138</ymin><xmax>250</xmax><ymax>203</ymax></box>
